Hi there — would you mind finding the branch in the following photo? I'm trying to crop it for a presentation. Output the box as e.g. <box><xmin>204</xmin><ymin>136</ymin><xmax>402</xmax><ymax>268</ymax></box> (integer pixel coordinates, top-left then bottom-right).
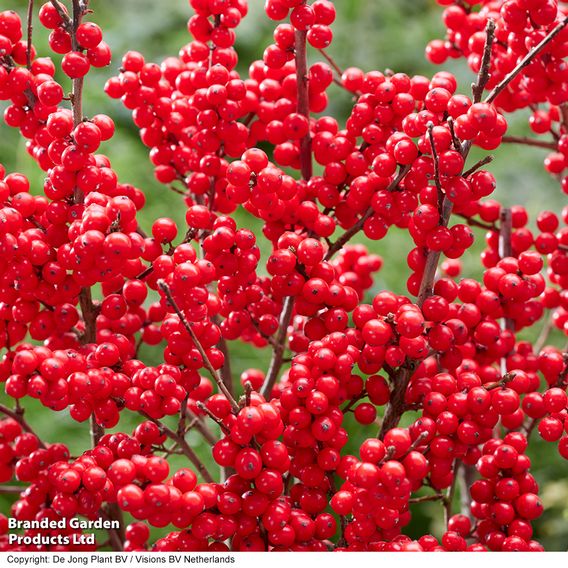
<box><xmin>462</xmin><ymin>155</ymin><xmax>494</xmax><ymax>178</ymax></box>
<box><xmin>416</xmin><ymin>197</ymin><xmax>453</xmax><ymax>307</ymax></box>
<box><xmin>0</xmin><ymin>485</ymin><xmax>26</xmax><ymax>494</ymax></box>
<box><xmin>444</xmin><ymin>461</ymin><xmax>461</xmax><ymax>526</ymax></box>
<box><xmin>318</xmin><ymin>48</ymin><xmax>343</xmax><ymax>77</ymax></box>
<box><xmin>409</xmin><ymin>493</ymin><xmax>445</xmax><ymax>504</ymax></box>
<box><xmin>295</xmin><ymin>29</ymin><xmax>312</xmax><ymax>180</ymax></box>
<box><xmin>498</xmin><ymin>208</ymin><xmax>515</xmax><ymax>339</ymax></box>
<box><xmin>472</xmin><ymin>19</ymin><xmax>495</xmax><ymax>102</ymax></box>
<box><xmin>0</xmin><ymin>404</ymin><xmax>46</xmax><ymax>448</ymax></box>
<box><xmin>501</xmin><ymin>135</ymin><xmax>558</xmax><ymax>151</ymax></box>
<box><xmin>260</xmin><ymin>296</ymin><xmax>294</xmax><ymax>399</ymax></box>
<box><xmin>26</xmin><ymin>0</ymin><xmax>34</xmax><ymax>70</ymax></box>
<box><xmin>157</xmin><ymin>280</ymin><xmax>239</xmax><ymax>412</ymax></box>
<box><xmin>140</xmin><ymin>412</ymin><xmax>214</xmax><ymax>483</ymax></box>
<box><xmin>49</xmin><ymin>0</ymin><xmax>71</xmax><ymax>30</ymax></box>
<box><xmin>485</xmin><ymin>16</ymin><xmax>568</xmax><ymax>104</ymax></box>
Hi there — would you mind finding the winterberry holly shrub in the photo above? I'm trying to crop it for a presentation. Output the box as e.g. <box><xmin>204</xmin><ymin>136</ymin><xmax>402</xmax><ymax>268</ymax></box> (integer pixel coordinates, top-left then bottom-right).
<box><xmin>0</xmin><ymin>0</ymin><xmax>567</xmax><ymax>553</ymax></box>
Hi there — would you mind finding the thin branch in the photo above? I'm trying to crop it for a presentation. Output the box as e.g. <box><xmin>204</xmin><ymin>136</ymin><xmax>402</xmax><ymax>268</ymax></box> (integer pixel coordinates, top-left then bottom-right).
<box><xmin>472</xmin><ymin>19</ymin><xmax>495</xmax><ymax>102</ymax></box>
<box><xmin>535</xmin><ymin>313</ymin><xmax>554</xmax><ymax>353</ymax></box>
<box><xmin>196</xmin><ymin>402</ymin><xmax>231</xmax><ymax>435</ymax></box>
<box><xmin>0</xmin><ymin>404</ymin><xmax>46</xmax><ymax>448</ymax></box>
<box><xmin>416</xmin><ymin>197</ymin><xmax>453</xmax><ymax>307</ymax></box>
<box><xmin>295</xmin><ymin>29</ymin><xmax>312</xmax><ymax>180</ymax></box>
<box><xmin>26</xmin><ymin>0</ymin><xmax>34</xmax><ymax>70</ymax></box>
<box><xmin>409</xmin><ymin>493</ymin><xmax>445</xmax><ymax>504</ymax></box>
<box><xmin>0</xmin><ymin>485</ymin><xmax>26</xmax><ymax>494</ymax></box>
<box><xmin>157</xmin><ymin>280</ymin><xmax>239</xmax><ymax>412</ymax></box>
<box><xmin>462</xmin><ymin>155</ymin><xmax>494</xmax><ymax>178</ymax></box>
<box><xmin>49</xmin><ymin>0</ymin><xmax>71</xmax><ymax>29</ymax></box>
<box><xmin>501</xmin><ymin>136</ymin><xmax>557</xmax><ymax>151</ymax></box>
<box><xmin>499</xmin><ymin>208</ymin><xmax>515</xmax><ymax>343</ymax></box>
<box><xmin>140</xmin><ymin>412</ymin><xmax>214</xmax><ymax>483</ymax></box>
<box><xmin>455</xmin><ymin>213</ymin><xmax>497</xmax><ymax>231</ymax></box>
<box><xmin>260</xmin><ymin>296</ymin><xmax>294</xmax><ymax>398</ymax></box>
<box><xmin>318</xmin><ymin>48</ymin><xmax>343</xmax><ymax>77</ymax></box>
<box><xmin>485</xmin><ymin>16</ymin><xmax>568</xmax><ymax>104</ymax></box>
<box><xmin>444</xmin><ymin>461</ymin><xmax>461</xmax><ymax>526</ymax></box>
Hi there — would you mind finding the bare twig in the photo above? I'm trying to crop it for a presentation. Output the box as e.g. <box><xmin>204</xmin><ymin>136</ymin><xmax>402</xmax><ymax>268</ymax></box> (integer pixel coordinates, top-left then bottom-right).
<box><xmin>485</xmin><ymin>16</ymin><xmax>568</xmax><ymax>104</ymax></box>
<box><xmin>26</xmin><ymin>0</ymin><xmax>34</xmax><ymax>69</ymax></box>
<box><xmin>157</xmin><ymin>280</ymin><xmax>239</xmax><ymax>412</ymax></box>
<box><xmin>261</xmin><ymin>296</ymin><xmax>294</xmax><ymax>398</ymax></box>
<box><xmin>0</xmin><ymin>404</ymin><xmax>46</xmax><ymax>448</ymax></box>
<box><xmin>501</xmin><ymin>136</ymin><xmax>557</xmax><ymax>151</ymax></box>
<box><xmin>472</xmin><ymin>19</ymin><xmax>495</xmax><ymax>102</ymax></box>
<box><xmin>295</xmin><ymin>29</ymin><xmax>312</xmax><ymax>180</ymax></box>
<box><xmin>462</xmin><ymin>155</ymin><xmax>494</xmax><ymax>178</ymax></box>
<box><xmin>140</xmin><ymin>412</ymin><xmax>214</xmax><ymax>482</ymax></box>
<box><xmin>49</xmin><ymin>0</ymin><xmax>71</xmax><ymax>29</ymax></box>
<box><xmin>319</xmin><ymin>48</ymin><xmax>343</xmax><ymax>77</ymax></box>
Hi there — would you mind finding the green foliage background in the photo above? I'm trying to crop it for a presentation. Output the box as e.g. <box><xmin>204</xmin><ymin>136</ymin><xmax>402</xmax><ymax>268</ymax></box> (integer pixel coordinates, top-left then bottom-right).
<box><xmin>0</xmin><ymin>0</ymin><xmax>567</xmax><ymax>550</ymax></box>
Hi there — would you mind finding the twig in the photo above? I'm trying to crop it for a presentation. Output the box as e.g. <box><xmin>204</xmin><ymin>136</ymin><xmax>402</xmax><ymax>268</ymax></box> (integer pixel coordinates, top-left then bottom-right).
<box><xmin>458</xmin><ymin>464</ymin><xmax>476</xmax><ymax>521</ymax></box>
<box><xmin>158</xmin><ymin>280</ymin><xmax>239</xmax><ymax>412</ymax></box>
<box><xmin>196</xmin><ymin>402</ymin><xmax>231</xmax><ymax>435</ymax></box>
<box><xmin>409</xmin><ymin>493</ymin><xmax>445</xmax><ymax>504</ymax></box>
<box><xmin>140</xmin><ymin>412</ymin><xmax>214</xmax><ymax>482</ymax></box>
<box><xmin>444</xmin><ymin>461</ymin><xmax>461</xmax><ymax>526</ymax></box>
<box><xmin>416</xmin><ymin>197</ymin><xmax>453</xmax><ymax>307</ymax></box>
<box><xmin>455</xmin><ymin>213</ymin><xmax>497</xmax><ymax>231</ymax></box>
<box><xmin>427</xmin><ymin>122</ymin><xmax>443</xmax><ymax>199</ymax></box>
<box><xmin>0</xmin><ymin>485</ymin><xmax>26</xmax><ymax>494</ymax></box>
<box><xmin>501</xmin><ymin>136</ymin><xmax>557</xmax><ymax>151</ymax></box>
<box><xmin>261</xmin><ymin>296</ymin><xmax>294</xmax><ymax>398</ymax></box>
<box><xmin>0</xmin><ymin>404</ymin><xmax>46</xmax><ymax>448</ymax></box>
<box><xmin>485</xmin><ymin>16</ymin><xmax>568</xmax><ymax>104</ymax></box>
<box><xmin>295</xmin><ymin>29</ymin><xmax>312</xmax><ymax>180</ymax></box>
<box><xmin>462</xmin><ymin>155</ymin><xmax>494</xmax><ymax>178</ymax></box>
<box><xmin>472</xmin><ymin>20</ymin><xmax>495</xmax><ymax>102</ymax></box>
<box><xmin>49</xmin><ymin>0</ymin><xmax>71</xmax><ymax>29</ymax></box>
<box><xmin>498</xmin><ymin>208</ymin><xmax>515</xmax><ymax>344</ymax></box>
<box><xmin>26</xmin><ymin>0</ymin><xmax>34</xmax><ymax>69</ymax></box>
<box><xmin>319</xmin><ymin>48</ymin><xmax>343</xmax><ymax>76</ymax></box>
<box><xmin>535</xmin><ymin>313</ymin><xmax>554</xmax><ymax>353</ymax></box>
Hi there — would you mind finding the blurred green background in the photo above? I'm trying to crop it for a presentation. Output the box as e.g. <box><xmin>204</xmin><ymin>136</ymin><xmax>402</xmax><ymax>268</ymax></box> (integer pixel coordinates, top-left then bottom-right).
<box><xmin>0</xmin><ymin>0</ymin><xmax>567</xmax><ymax>550</ymax></box>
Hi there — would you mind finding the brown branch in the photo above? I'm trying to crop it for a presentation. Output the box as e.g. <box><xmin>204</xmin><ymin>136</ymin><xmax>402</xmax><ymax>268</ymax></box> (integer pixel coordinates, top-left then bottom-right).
<box><xmin>501</xmin><ymin>136</ymin><xmax>557</xmax><ymax>151</ymax></box>
<box><xmin>157</xmin><ymin>280</ymin><xmax>239</xmax><ymax>412</ymax></box>
<box><xmin>462</xmin><ymin>155</ymin><xmax>494</xmax><ymax>178</ymax></box>
<box><xmin>427</xmin><ymin>122</ymin><xmax>443</xmax><ymax>200</ymax></box>
<box><xmin>260</xmin><ymin>296</ymin><xmax>294</xmax><ymax>399</ymax></box>
<box><xmin>485</xmin><ymin>16</ymin><xmax>568</xmax><ymax>104</ymax></box>
<box><xmin>213</xmin><ymin>316</ymin><xmax>234</xmax><ymax>398</ymax></box>
<box><xmin>455</xmin><ymin>213</ymin><xmax>497</xmax><ymax>231</ymax></box>
<box><xmin>416</xmin><ymin>197</ymin><xmax>453</xmax><ymax>307</ymax></box>
<box><xmin>0</xmin><ymin>485</ymin><xmax>26</xmax><ymax>494</ymax></box>
<box><xmin>444</xmin><ymin>461</ymin><xmax>461</xmax><ymax>527</ymax></box>
<box><xmin>196</xmin><ymin>402</ymin><xmax>231</xmax><ymax>435</ymax></box>
<box><xmin>472</xmin><ymin>19</ymin><xmax>495</xmax><ymax>102</ymax></box>
<box><xmin>185</xmin><ymin>406</ymin><xmax>218</xmax><ymax>445</ymax></box>
<box><xmin>499</xmin><ymin>208</ymin><xmax>515</xmax><ymax>340</ymax></box>
<box><xmin>409</xmin><ymin>493</ymin><xmax>445</xmax><ymax>504</ymax></box>
<box><xmin>0</xmin><ymin>404</ymin><xmax>46</xmax><ymax>448</ymax></box>
<box><xmin>295</xmin><ymin>29</ymin><xmax>312</xmax><ymax>180</ymax></box>
<box><xmin>535</xmin><ymin>313</ymin><xmax>554</xmax><ymax>353</ymax></box>
<box><xmin>318</xmin><ymin>48</ymin><xmax>343</xmax><ymax>77</ymax></box>
<box><xmin>26</xmin><ymin>0</ymin><xmax>34</xmax><ymax>69</ymax></box>
<box><xmin>140</xmin><ymin>412</ymin><xmax>214</xmax><ymax>482</ymax></box>
<box><xmin>49</xmin><ymin>0</ymin><xmax>71</xmax><ymax>29</ymax></box>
